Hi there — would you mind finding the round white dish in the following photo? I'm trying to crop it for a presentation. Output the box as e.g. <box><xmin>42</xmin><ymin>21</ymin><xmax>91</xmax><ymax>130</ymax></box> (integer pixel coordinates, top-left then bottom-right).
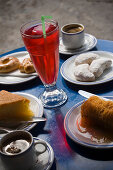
<box><xmin>0</xmin><ymin>51</ymin><xmax>37</xmax><ymax>85</ymax></box>
<box><xmin>0</xmin><ymin>137</ymin><xmax>54</xmax><ymax>170</ymax></box>
<box><xmin>59</xmin><ymin>33</ymin><xmax>97</xmax><ymax>55</ymax></box>
<box><xmin>0</xmin><ymin>92</ymin><xmax>44</xmax><ymax>136</ymax></box>
<box><xmin>60</xmin><ymin>51</ymin><xmax>113</xmax><ymax>85</ymax></box>
<box><xmin>64</xmin><ymin>96</ymin><xmax>113</xmax><ymax>149</ymax></box>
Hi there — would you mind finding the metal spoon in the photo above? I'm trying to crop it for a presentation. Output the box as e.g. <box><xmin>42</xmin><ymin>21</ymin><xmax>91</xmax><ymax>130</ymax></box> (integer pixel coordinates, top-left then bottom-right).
<box><xmin>0</xmin><ymin>117</ymin><xmax>47</xmax><ymax>124</ymax></box>
<box><xmin>0</xmin><ymin>127</ymin><xmax>16</xmax><ymax>133</ymax></box>
<box><xmin>0</xmin><ymin>117</ymin><xmax>46</xmax><ymax>134</ymax></box>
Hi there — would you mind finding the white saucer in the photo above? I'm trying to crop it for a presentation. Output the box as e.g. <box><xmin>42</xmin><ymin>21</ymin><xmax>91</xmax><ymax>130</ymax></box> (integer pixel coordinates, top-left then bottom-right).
<box><xmin>0</xmin><ymin>138</ymin><xmax>54</xmax><ymax>170</ymax></box>
<box><xmin>32</xmin><ymin>138</ymin><xmax>54</xmax><ymax>170</ymax></box>
<box><xmin>59</xmin><ymin>33</ymin><xmax>97</xmax><ymax>55</ymax></box>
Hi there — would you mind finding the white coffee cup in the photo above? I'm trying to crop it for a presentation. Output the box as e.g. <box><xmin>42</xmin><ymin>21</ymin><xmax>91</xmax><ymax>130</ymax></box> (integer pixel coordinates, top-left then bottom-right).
<box><xmin>0</xmin><ymin>130</ymin><xmax>47</xmax><ymax>170</ymax></box>
<box><xmin>61</xmin><ymin>23</ymin><xmax>85</xmax><ymax>49</ymax></box>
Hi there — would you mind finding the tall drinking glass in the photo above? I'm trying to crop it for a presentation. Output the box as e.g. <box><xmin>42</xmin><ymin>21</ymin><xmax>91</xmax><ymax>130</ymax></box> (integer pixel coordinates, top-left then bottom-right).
<box><xmin>20</xmin><ymin>20</ymin><xmax>67</xmax><ymax>108</ymax></box>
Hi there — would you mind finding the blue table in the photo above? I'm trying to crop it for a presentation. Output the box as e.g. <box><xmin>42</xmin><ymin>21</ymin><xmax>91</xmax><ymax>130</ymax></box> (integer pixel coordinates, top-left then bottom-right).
<box><xmin>1</xmin><ymin>39</ymin><xmax>113</xmax><ymax>170</ymax></box>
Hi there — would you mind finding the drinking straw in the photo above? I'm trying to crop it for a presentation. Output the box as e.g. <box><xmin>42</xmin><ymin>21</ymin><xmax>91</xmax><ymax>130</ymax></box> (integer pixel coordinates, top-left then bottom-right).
<box><xmin>41</xmin><ymin>15</ymin><xmax>52</xmax><ymax>38</ymax></box>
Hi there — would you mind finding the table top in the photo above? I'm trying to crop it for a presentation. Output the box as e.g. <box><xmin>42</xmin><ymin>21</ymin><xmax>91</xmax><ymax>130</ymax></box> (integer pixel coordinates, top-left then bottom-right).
<box><xmin>1</xmin><ymin>39</ymin><xmax>113</xmax><ymax>170</ymax></box>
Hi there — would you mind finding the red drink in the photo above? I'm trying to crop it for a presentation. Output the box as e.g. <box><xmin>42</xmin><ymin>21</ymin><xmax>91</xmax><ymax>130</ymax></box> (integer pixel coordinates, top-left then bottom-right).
<box><xmin>21</xmin><ymin>20</ymin><xmax>67</xmax><ymax>108</ymax></box>
<box><xmin>21</xmin><ymin>21</ymin><xmax>59</xmax><ymax>85</ymax></box>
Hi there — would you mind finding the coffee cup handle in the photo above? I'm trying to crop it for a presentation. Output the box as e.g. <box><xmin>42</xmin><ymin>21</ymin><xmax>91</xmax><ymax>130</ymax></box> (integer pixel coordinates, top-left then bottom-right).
<box><xmin>34</xmin><ymin>140</ymin><xmax>47</xmax><ymax>155</ymax></box>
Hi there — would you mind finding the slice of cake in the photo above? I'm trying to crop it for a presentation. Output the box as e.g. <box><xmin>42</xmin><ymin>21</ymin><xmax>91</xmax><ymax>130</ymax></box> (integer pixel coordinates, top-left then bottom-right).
<box><xmin>81</xmin><ymin>96</ymin><xmax>113</xmax><ymax>130</ymax></box>
<box><xmin>0</xmin><ymin>90</ymin><xmax>34</xmax><ymax>121</ymax></box>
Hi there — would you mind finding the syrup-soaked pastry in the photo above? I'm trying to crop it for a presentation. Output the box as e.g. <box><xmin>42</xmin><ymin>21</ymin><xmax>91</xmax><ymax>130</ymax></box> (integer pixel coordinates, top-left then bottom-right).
<box><xmin>81</xmin><ymin>95</ymin><xmax>113</xmax><ymax>130</ymax></box>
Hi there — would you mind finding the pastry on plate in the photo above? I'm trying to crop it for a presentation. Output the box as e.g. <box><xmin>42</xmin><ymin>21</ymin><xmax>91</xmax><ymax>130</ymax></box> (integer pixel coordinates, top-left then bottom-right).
<box><xmin>75</xmin><ymin>52</ymin><xmax>100</xmax><ymax>66</ymax></box>
<box><xmin>0</xmin><ymin>56</ymin><xmax>20</xmax><ymax>73</ymax></box>
<box><xmin>19</xmin><ymin>58</ymin><xmax>36</xmax><ymax>74</ymax></box>
<box><xmin>89</xmin><ymin>58</ymin><xmax>112</xmax><ymax>78</ymax></box>
<box><xmin>0</xmin><ymin>90</ymin><xmax>34</xmax><ymax>121</ymax></box>
<box><xmin>81</xmin><ymin>95</ymin><xmax>113</xmax><ymax>130</ymax></box>
<box><xmin>74</xmin><ymin>53</ymin><xmax>112</xmax><ymax>82</ymax></box>
<box><xmin>74</xmin><ymin>64</ymin><xmax>95</xmax><ymax>81</ymax></box>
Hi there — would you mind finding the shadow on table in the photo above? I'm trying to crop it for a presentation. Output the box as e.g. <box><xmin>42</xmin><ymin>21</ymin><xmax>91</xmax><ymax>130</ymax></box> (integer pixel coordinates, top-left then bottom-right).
<box><xmin>64</xmin><ymin>79</ymin><xmax>113</xmax><ymax>95</ymax></box>
<box><xmin>66</xmin><ymin>135</ymin><xmax>113</xmax><ymax>161</ymax></box>
<box><xmin>60</xmin><ymin>47</ymin><xmax>98</xmax><ymax>61</ymax></box>
<box><xmin>50</xmin><ymin>158</ymin><xmax>57</xmax><ymax>170</ymax></box>
<box><xmin>0</xmin><ymin>77</ymin><xmax>42</xmax><ymax>92</ymax></box>
<box><xmin>30</xmin><ymin>120</ymin><xmax>51</xmax><ymax>137</ymax></box>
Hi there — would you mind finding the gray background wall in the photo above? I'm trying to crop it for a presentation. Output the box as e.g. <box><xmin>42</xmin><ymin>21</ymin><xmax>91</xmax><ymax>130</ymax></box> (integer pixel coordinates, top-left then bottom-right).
<box><xmin>0</xmin><ymin>0</ymin><xmax>113</xmax><ymax>54</ymax></box>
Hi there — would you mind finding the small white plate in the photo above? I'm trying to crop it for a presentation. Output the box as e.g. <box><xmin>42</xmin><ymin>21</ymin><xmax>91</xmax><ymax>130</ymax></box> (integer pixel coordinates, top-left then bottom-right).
<box><xmin>64</xmin><ymin>96</ymin><xmax>113</xmax><ymax>149</ymax></box>
<box><xmin>0</xmin><ymin>92</ymin><xmax>44</xmax><ymax>136</ymax></box>
<box><xmin>59</xmin><ymin>33</ymin><xmax>97</xmax><ymax>55</ymax></box>
<box><xmin>60</xmin><ymin>51</ymin><xmax>113</xmax><ymax>85</ymax></box>
<box><xmin>0</xmin><ymin>51</ymin><xmax>38</xmax><ymax>85</ymax></box>
<box><xmin>0</xmin><ymin>137</ymin><xmax>54</xmax><ymax>170</ymax></box>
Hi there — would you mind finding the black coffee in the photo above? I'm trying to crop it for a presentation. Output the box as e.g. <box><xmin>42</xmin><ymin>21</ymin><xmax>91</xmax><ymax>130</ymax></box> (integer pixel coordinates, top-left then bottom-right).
<box><xmin>67</xmin><ymin>26</ymin><xmax>83</xmax><ymax>33</ymax></box>
<box><xmin>2</xmin><ymin>139</ymin><xmax>30</xmax><ymax>155</ymax></box>
<box><xmin>63</xmin><ymin>24</ymin><xmax>83</xmax><ymax>33</ymax></box>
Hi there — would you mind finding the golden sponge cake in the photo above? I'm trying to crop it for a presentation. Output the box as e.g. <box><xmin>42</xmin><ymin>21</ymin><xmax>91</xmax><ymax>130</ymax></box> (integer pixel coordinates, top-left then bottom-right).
<box><xmin>0</xmin><ymin>90</ymin><xmax>34</xmax><ymax>121</ymax></box>
<box><xmin>81</xmin><ymin>96</ymin><xmax>113</xmax><ymax>129</ymax></box>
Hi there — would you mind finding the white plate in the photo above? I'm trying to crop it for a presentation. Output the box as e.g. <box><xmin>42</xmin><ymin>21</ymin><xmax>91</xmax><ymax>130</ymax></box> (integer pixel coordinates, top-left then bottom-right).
<box><xmin>0</xmin><ymin>92</ymin><xmax>44</xmax><ymax>136</ymax></box>
<box><xmin>59</xmin><ymin>33</ymin><xmax>97</xmax><ymax>55</ymax></box>
<box><xmin>64</xmin><ymin>96</ymin><xmax>113</xmax><ymax>149</ymax></box>
<box><xmin>0</xmin><ymin>137</ymin><xmax>54</xmax><ymax>170</ymax></box>
<box><xmin>0</xmin><ymin>51</ymin><xmax>38</xmax><ymax>85</ymax></box>
<box><xmin>60</xmin><ymin>51</ymin><xmax>113</xmax><ymax>85</ymax></box>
